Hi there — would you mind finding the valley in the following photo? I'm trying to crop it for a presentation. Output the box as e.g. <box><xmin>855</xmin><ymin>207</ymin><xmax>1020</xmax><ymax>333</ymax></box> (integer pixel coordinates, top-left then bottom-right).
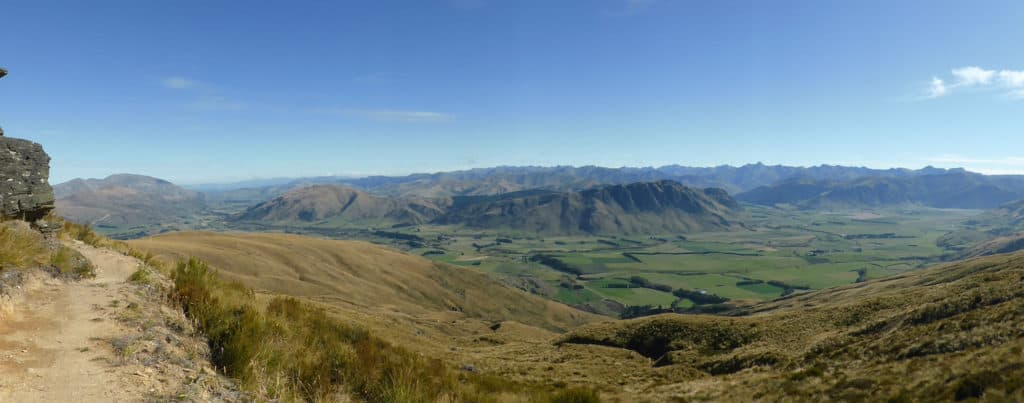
<box><xmin>9</xmin><ymin>3</ymin><xmax>1024</xmax><ymax>400</ymax></box>
<box><xmin>224</xmin><ymin>204</ymin><xmax>978</xmax><ymax>316</ymax></box>
<box><xmin>54</xmin><ymin>168</ymin><xmax>1012</xmax><ymax>319</ymax></box>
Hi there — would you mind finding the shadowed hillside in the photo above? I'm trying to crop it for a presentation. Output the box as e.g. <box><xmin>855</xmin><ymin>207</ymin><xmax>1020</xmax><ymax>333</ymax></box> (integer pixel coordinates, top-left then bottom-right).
<box><xmin>437</xmin><ymin>180</ymin><xmax>742</xmax><ymax>235</ymax></box>
<box><xmin>959</xmin><ymin>233</ymin><xmax>1024</xmax><ymax>259</ymax></box>
<box><xmin>235</xmin><ymin>180</ymin><xmax>744</xmax><ymax>235</ymax></box>
<box><xmin>559</xmin><ymin>251</ymin><xmax>1024</xmax><ymax>401</ymax></box>
<box><xmin>739</xmin><ymin>172</ymin><xmax>1024</xmax><ymax>209</ymax></box>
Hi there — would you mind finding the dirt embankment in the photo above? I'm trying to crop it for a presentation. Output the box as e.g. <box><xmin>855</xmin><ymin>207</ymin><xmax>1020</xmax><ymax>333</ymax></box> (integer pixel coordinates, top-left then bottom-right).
<box><xmin>0</xmin><ymin>241</ymin><xmax>238</xmax><ymax>401</ymax></box>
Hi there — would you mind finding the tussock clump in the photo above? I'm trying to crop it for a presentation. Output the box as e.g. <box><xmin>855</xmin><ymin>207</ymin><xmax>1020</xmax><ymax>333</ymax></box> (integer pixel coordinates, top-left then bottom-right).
<box><xmin>171</xmin><ymin>257</ymin><xmax>592</xmax><ymax>402</ymax></box>
<box><xmin>0</xmin><ymin>221</ymin><xmax>48</xmax><ymax>270</ymax></box>
<box><xmin>1</xmin><ymin>220</ymin><xmax>93</xmax><ymax>279</ymax></box>
<box><xmin>49</xmin><ymin>245</ymin><xmax>95</xmax><ymax>279</ymax></box>
<box><xmin>61</xmin><ymin>220</ymin><xmax>108</xmax><ymax>247</ymax></box>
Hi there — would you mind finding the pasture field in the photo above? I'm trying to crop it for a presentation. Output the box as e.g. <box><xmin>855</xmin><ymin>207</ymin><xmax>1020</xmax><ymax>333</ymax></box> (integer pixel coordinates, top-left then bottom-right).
<box><xmin>226</xmin><ymin>205</ymin><xmax>982</xmax><ymax>316</ymax></box>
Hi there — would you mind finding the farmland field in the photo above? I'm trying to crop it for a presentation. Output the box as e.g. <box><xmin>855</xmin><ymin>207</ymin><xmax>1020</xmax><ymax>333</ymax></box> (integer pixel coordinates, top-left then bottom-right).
<box><xmin>223</xmin><ymin>205</ymin><xmax>982</xmax><ymax>317</ymax></box>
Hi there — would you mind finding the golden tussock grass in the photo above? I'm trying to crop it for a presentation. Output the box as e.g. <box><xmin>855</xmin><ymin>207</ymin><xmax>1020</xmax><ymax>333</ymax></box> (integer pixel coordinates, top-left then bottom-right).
<box><xmin>129</xmin><ymin>231</ymin><xmax>600</xmax><ymax>332</ymax></box>
<box><xmin>170</xmin><ymin>257</ymin><xmax>596</xmax><ymax>402</ymax></box>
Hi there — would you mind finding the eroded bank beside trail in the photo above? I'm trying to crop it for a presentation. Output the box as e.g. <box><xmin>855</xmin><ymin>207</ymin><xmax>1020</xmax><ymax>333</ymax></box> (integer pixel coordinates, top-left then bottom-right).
<box><xmin>0</xmin><ymin>241</ymin><xmax>238</xmax><ymax>401</ymax></box>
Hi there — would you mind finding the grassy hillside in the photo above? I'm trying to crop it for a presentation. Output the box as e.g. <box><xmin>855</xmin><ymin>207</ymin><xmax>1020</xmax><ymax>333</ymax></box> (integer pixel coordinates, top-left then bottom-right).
<box><xmin>559</xmin><ymin>251</ymin><xmax>1024</xmax><ymax>401</ymax></box>
<box><xmin>54</xmin><ymin>174</ymin><xmax>206</xmax><ymax>238</ymax></box>
<box><xmin>959</xmin><ymin>233</ymin><xmax>1024</xmax><ymax>259</ymax></box>
<box><xmin>231</xmin><ymin>180</ymin><xmax>744</xmax><ymax>236</ymax></box>
<box><xmin>128</xmin><ymin>226</ymin><xmax>1024</xmax><ymax>400</ymax></box>
<box><xmin>129</xmin><ymin>231</ymin><xmax>598</xmax><ymax>332</ymax></box>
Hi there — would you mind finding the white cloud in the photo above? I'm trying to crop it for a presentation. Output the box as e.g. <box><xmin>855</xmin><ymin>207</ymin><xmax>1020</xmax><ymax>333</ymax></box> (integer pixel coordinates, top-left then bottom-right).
<box><xmin>319</xmin><ymin>108</ymin><xmax>455</xmax><ymax>123</ymax></box>
<box><xmin>187</xmin><ymin>95</ymin><xmax>247</xmax><ymax>111</ymax></box>
<box><xmin>1000</xmin><ymin>70</ymin><xmax>1024</xmax><ymax>87</ymax></box>
<box><xmin>921</xmin><ymin>66</ymin><xmax>1024</xmax><ymax>100</ymax></box>
<box><xmin>161</xmin><ymin>77</ymin><xmax>196</xmax><ymax>89</ymax></box>
<box><xmin>951</xmin><ymin>66</ymin><xmax>996</xmax><ymax>86</ymax></box>
<box><xmin>928</xmin><ymin>77</ymin><xmax>948</xmax><ymax>98</ymax></box>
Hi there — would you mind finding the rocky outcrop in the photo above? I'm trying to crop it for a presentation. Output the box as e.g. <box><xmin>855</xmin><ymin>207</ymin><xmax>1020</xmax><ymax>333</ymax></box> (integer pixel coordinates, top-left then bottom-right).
<box><xmin>0</xmin><ymin>136</ymin><xmax>55</xmax><ymax>221</ymax></box>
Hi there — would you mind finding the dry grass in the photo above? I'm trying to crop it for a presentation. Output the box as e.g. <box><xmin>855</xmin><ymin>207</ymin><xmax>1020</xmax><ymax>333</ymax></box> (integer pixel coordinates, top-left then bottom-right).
<box><xmin>49</xmin><ymin>245</ymin><xmax>96</xmax><ymax>279</ymax></box>
<box><xmin>130</xmin><ymin>231</ymin><xmax>599</xmax><ymax>332</ymax></box>
<box><xmin>170</xmin><ymin>257</ymin><xmax>590</xmax><ymax>402</ymax></box>
<box><xmin>0</xmin><ymin>221</ymin><xmax>49</xmax><ymax>270</ymax></box>
<box><xmin>559</xmin><ymin>252</ymin><xmax>1024</xmax><ymax>401</ymax></box>
<box><xmin>0</xmin><ymin>220</ymin><xmax>95</xmax><ymax>279</ymax></box>
<box><xmin>61</xmin><ymin>220</ymin><xmax>108</xmax><ymax>247</ymax></box>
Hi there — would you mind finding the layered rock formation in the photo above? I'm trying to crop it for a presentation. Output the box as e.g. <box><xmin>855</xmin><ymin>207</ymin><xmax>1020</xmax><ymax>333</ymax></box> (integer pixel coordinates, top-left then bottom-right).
<box><xmin>1</xmin><ymin>136</ymin><xmax>56</xmax><ymax>222</ymax></box>
<box><xmin>0</xmin><ymin>68</ymin><xmax>56</xmax><ymax>222</ymax></box>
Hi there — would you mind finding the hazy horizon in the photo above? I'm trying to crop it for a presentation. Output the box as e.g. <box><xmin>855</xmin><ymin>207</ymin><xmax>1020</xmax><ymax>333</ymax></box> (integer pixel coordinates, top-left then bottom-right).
<box><xmin>53</xmin><ymin>161</ymin><xmax>989</xmax><ymax>187</ymax></box>
<box><xmin>4</xmin><ymin>1</ymin><xmax>1023</xmax><ymax>184</ymax></box>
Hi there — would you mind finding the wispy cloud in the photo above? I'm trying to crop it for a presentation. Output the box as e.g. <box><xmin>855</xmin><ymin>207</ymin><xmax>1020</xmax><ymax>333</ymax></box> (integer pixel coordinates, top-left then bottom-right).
<box><xmin>318</xmin><ymin>108</ymin><xmax>455</xmax><ymax>123</ymax></box>
<box><xmin>187</xmin><ymin>95</ymin><xmax>247</xmax><ymax>111</ymax></box>
<box><xmin>161</xmin><ymin>76</ymin><xmax>248</xmax><ymax>112</ymax></box>
<box><xmin>921</xmin><ymin>66</ymin><xmax>1024</xmax><ymax>100</ymax></box>
<box><xmin>161</xmin><ymin>76</ymin><xmax>196</xmax><ymax>89</ymax></box>
<box><xmin>928</xmin><ymin>77</ymin><xmax>948</xmax><ymax>99</ymax></box>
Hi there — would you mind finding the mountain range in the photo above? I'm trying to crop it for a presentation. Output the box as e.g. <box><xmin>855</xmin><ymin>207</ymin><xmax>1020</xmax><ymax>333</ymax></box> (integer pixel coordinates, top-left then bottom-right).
<box><xmin>54</xmin><ymin>164</ymin><xmax>1024</xmax><ymax>238</ymax></box>
<box><xmin>54</xmin><ymin>174</ymin><xmax>206</xmax><ymax>234</ymax></box>
<box><xmin>737</xmin><ymin>171</ymin><xmax>1024</xmax><ymax>209</ymax></box>
<box><xmin>237</xmin><ymin>180</ymin><xmax>742</xmax><ymax>235</ymax></box>
<box><xmin>200</xmin><ymin>163</ymin><xmax>970</xmax><ymax>199</ymax></box>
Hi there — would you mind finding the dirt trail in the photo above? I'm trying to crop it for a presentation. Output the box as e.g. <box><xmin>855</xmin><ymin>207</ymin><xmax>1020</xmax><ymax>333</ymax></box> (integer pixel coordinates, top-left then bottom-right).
<box><xmin>0</xmin><ymin>242</ymin><xmax>176</xmax><ymax>401</ymax></box>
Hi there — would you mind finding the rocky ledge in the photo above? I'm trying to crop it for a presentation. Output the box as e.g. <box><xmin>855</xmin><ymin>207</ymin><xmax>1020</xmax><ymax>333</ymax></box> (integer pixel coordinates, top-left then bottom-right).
<box><xmin>1</xmin><ymin>136</ymin><xmax>55</xmax><ymax>221</ymax></box>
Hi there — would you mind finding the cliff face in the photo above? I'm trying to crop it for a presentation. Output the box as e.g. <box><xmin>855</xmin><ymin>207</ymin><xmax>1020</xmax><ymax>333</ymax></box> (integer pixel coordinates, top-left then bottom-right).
<box><xmin>0</xmin><ymin>135</ymin><xmax>55</xmax><ymax>221</ymax></box>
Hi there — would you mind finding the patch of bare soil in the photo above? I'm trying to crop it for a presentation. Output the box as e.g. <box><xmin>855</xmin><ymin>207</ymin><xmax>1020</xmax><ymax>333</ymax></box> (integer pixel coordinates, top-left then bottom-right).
<box><xmin>0</xmin><ymin>241</ymin><xmax>239</xmax><ymax>402</ymax></box>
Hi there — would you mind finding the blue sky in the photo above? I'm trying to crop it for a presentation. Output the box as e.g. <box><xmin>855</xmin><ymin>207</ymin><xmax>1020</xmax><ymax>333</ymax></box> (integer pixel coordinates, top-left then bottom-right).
<box><xmin>2</xmin><ymin>0</ymin><xmax>1023</xmax><ymax>184</ymax></box>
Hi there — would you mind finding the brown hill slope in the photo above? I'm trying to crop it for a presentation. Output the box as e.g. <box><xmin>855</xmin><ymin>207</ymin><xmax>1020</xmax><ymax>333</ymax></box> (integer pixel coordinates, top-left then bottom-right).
<box><xmin>437</xmin><ymin>180</ymin><xmax>743</xmax><ymax>235</ymax></box>
<box><xmin>54</xmin><ymin>174</ymin><xmax>205</xmax><ymax>235</ymax></box>
<box><xmin>959</xmin><ymin>232</ymin><xmax>1024</xmax><ymax>259</ymax></box>
<box><xmin>235</xmin><ymin>181</ymin><xmax>743</xmax><ymax>235</ymax></box>
<box><xmin>128</xmin><ymin>231</ymin><xmax>597</xmax><ymax>332</ymax></box>
<box><xmin>236</xmin><ymin>184</ymin><xmax>451</xmax><ymax>225</ymax></box>
<box><xmin>559</xmin><ymin>251</ymin><xmax>1024</xmax><ymax>401</ymax></box>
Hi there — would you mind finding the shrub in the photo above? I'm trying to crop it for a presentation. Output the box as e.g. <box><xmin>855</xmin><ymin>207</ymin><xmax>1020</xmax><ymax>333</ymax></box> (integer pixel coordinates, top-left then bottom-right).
<box><xmin>128</xmin><ymin>267</ymin><xmax>156</xmax><ymax>286</ymax></box>
<box><xmin>531</xmin><ymin>254</ymin><xmax>584</xmax><ymax>277</ymax></box>
<box><xmin>620</xmin><ymin>305</ymin><xmax>672</xmax><ymax>319</ymax></box>
<box><xmin>673</xmin><ymin>288</ymin><xmax>729</xmax><ymax>305</ymax></box>
<box><xmin>627</xmin><ymin>276</ymin><xmax>673</xmax><ymax>292</ymax></box>
<box><xmin>0</xmin><ymin>223</ymin><xmax>48</xmax><ymax>270</ymax></box>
